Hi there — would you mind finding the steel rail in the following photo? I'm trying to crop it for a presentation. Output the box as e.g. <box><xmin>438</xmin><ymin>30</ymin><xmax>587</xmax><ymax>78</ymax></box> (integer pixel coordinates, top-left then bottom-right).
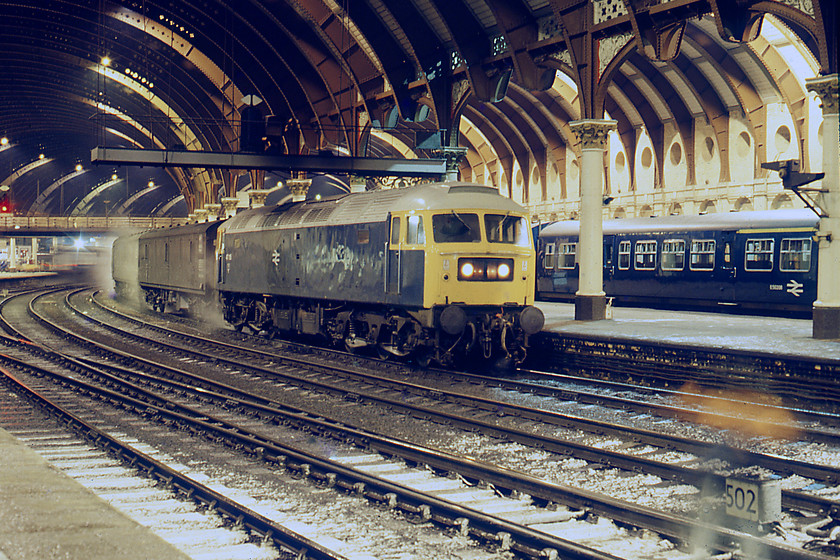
<box><xmin>0</xmin><ymin>344</ymin><xmax>623</xmax><ymax>560</ymax></box>
<box><xmin>0</xmin><ymin>367</ymin><xmax>351</xmax><ymax>560</ymax></box>
<box><xmin>91</xmin><ymin>288</ymin><xmax>840</xmax><ymax>441</ymax></box>
<box><xmin>49</xmin><ymin>288</ymin><xmax>840</xmax><ymax>514</ymax></box>
<box><xmin>0</xmin><ymin>332</ymin><xmax>827</xmax><ymax>560</ymax></box>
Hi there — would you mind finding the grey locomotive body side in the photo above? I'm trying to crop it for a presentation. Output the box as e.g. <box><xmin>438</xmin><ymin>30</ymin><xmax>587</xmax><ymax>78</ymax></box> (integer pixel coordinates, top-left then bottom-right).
<box><xmin>219</xmin><ymin>213</ymin><xmax>424</xmax><ymax>308</ymax></box>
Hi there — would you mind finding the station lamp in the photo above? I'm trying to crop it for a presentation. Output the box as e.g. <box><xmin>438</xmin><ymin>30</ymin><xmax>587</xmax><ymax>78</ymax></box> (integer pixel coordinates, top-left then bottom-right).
<box><xmin>0</xmin><ymin>137</ymin><xmax>8</xmax><ymax>146</ymax></box>
<box><xmin>75</xmin><ymin>164</ymin><xmax>83</xmax><ymax>172</ymax></box>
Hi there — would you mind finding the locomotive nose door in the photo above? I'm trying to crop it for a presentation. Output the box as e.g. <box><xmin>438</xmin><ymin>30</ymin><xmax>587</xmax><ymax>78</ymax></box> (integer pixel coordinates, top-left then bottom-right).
<box><xmin>385</xmin><ymin>216</ymin><xmax>401</xmax><ymax>295</ymax></box>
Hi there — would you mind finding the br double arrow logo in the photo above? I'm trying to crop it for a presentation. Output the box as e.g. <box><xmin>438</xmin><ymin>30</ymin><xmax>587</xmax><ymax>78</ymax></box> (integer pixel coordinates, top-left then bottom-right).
<box><xmin>786</xmin><ymin>279</ymin><xmax>804</xmax><ymax>297</ymax></box>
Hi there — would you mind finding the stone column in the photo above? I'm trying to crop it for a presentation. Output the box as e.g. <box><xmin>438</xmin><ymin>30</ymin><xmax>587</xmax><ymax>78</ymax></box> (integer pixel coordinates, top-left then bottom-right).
<box><xmin>31</xmin><ymin>237</ymin><xmax>37</xmax><ymax>267</ymax></box>
<box><xmin>807</xmin><ymin>74</ymin><xmax>839</xmax><ymax>339</ymax></box>
<box><xmin>287</xmin><ymin>178</ymin><xmax>311</xmax><ymax>202</ymax></box>
<box><xmin>221</xmin><ymin>197</ymin><xmax>240</xmax><ymax>218</ymax></box>
<box><xmin>9</xmin><ymin>237</ymin><xmax>16</xmax><ymax>270</ymax></box>
<box><xmin>569</xmin><ymin>119</ymin><xmax>617</xmax><ymax>320</ymax></box>
<box><xmin>248</xmin><ymin>190</ymin><xmax>269</xmax><ymax>208</ymax></box>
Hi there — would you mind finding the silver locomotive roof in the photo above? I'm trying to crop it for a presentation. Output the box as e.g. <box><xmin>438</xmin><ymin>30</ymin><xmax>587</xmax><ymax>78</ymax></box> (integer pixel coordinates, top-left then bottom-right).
<box><xmin>224</xmin><ymin>182</ymin><xmax>528</xmax><ymax>232</ymax></box>
<box><xmin>539</xmin><ymin>208</ymin><xmax>819</xmax><ymax>238</ymax></box>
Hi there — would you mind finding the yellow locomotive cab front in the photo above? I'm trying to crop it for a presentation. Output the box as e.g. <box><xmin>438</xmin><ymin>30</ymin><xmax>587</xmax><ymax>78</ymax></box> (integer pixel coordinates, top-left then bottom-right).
<box><xmin>423</xmin><ymin>210</ymin><xmax>536</xmax><ymax>308</ymax></box>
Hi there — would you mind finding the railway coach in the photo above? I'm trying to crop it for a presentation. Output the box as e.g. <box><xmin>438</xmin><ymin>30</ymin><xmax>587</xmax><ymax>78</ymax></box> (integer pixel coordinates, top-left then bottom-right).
<box><xmin>536</xmin><ymin>209</ymin><xmax>820</xmax><ymax>314</ymax></box>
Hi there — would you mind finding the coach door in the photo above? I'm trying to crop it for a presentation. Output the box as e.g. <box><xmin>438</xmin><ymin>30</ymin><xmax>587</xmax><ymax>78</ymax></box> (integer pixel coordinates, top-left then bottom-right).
<box><xmin>717</xmin><ymin>231</ymin><xmax>737</xmax><ymax>301</ymax></box>
<box><xmin>385</xmin><ymin>216</ymin><xmax>401</xmax><ymax>295</ymax></box>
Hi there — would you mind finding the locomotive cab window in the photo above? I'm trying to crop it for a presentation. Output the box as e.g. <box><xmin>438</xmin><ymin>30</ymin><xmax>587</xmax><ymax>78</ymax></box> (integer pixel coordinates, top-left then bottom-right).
<box><xmin>558</xmin><ymin>243</ymin><xmax>577</xmax><ymax>269</ymax></box>
<box><xmin>661</xmin><ymin>240</ymin><xmax>685</xmax><ymax>271</ymax></box>
<box><xmin>618</xmin><ymin>241</ymin><xmax>631</xmax><ymax>270</ymax></box>
<box><xmin>432</xmin><ymin>212</ymin><xmax>480</xmax><ymax>243</ymax></box>
<box><xmin>634</xmin><ymin>240</ymin><xmax>657</xmax><ymax>270</ymax></box>
<box><xmin>485</xmin><ymin>214</ymin><xmax>530</xmax><ymax>246</ymax></box>
<box><xmin>390</xmin><ymin>217</ymin><xmax>400</xmax><ymax>244</ymax></box>
<box><xmin>780</xmin><ymin>238</ymin><xmax>811</xmax><ymax>272</ymax></box>
<box><xmin>690</xmin><ymin>240</ymin><xmax>715</xmax><ymax>270</ymax></box>
<box><xmin>543</xmin><ymin>243</ymin><xmax>555</xmax><ymax>269</ymax></box>
<box><xmin>745</xmin><ymin>238</ymin><xmax>774</xmax><ymax>271</ymax></box>
<box><xmin>406</xmin><ymin>215</ymin><xmax>425</xmax><ymax>244</ymax></box>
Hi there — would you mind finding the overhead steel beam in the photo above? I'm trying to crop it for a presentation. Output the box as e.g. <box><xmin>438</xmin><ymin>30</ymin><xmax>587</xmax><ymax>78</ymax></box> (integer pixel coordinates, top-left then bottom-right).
<box><xmin>91</xmin><ymin>147</ymin><xmax>447</xmax><ymax>178</ymax></box>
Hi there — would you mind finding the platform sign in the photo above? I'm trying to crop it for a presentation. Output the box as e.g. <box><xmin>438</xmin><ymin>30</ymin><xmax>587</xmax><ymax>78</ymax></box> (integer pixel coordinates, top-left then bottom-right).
<box><xmin>724</xmin><ymin>477</ymin><xmax>781</xmax><ymax>523</ymax></box>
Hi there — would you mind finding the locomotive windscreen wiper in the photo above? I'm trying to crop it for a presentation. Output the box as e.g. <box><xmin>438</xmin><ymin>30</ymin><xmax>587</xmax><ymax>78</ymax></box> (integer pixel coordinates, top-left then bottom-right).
<box><xmin>450</xmin><ymin>210</ymin><xmax>473</xmax><ymax>232</ymax></box>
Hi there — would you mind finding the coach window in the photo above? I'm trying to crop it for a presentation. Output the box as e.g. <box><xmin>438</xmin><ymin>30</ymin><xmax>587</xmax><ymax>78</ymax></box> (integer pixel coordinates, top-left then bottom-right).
<box><xmin>164</xmin><ymin>243</ymin><xmax>169</xmax><ymax>263</ymax></box>
<box><xmin>634</xmin><ymin>240</ymin><xmax>656</xmax><ymax>270</ymax></box>
<box><xmin>618</xmin><ymin>241</ymin><xmax>631</xmax><ymax>270</ymax></box>
<box><xmin>690</xmin><ymin>240</ymin><xmax>715</xmax><ymax>270</ymax></box>
<box><xmin>745</xmin><ymin>238</ymin><xmax>774</xmax><ymax>271</ymax></box>
<box><xmin>558</xmin><ymin>242</ymin><xmax>577</xmax><ymax>269</ymax></box>
<box><xmin>780</xmin><ymin>238</ymin><xmax>811</xmax><ymax>272</ymax></box>
<box><xmin>407</xmin><ymin>215</ymin><xmax>425</xmax><ymax>244</ymax></box>
<box><xmin>189</xmin><ymin>241</ymin><xmax>195</xmax><ymax>263</ymax></box>
<box><xmin>543</xmin><ymin>243</ymin><xmax>555</xmax><ymax>269</ymax></box>
<box><xmin>390</xmin><ymin>217</ymin><xmax>400</xmax><ymax>244</ymax></box>
<box><xmin>661</xmin><ymin>240</ymin><xmax>685</xmax><ymax>271</ymax></box>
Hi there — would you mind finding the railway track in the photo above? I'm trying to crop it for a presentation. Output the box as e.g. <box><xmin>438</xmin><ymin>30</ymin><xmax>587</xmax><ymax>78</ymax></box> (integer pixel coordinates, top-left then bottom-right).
<box><xmin>532</xmin><ymin>331</ymin><xmax>840</xmax><ymax>411</ymax></box>
<box><xmin>2</xmin><ymin>286</ymin><xmax>838</xmax><ymax>558</ymax></box>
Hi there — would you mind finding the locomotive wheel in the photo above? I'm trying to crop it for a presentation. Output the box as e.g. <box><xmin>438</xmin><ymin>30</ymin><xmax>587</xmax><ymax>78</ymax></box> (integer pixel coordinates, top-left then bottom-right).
<box><xmin>376</xmin><ymin>344</ymin><xmax>391</xmax><ymax>361</ymax></box>
<box><xmin>415</xmin><ymin>348</ymin><xmax>434</xmax><ymax>368</ymax></box>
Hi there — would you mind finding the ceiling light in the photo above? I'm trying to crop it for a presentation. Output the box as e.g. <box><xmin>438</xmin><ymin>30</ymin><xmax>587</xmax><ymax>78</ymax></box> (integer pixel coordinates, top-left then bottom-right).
<box><xmin>101</xmin><ymin>56</ymin><xmax>111</xmax><ymax>67</ymax></box>
<box><xmin>148</xmin><ymin>181</ymin><xmax>155</xmax><ymax>187</ymax></box>
<box><xmin>39</xmin><ymin>153</ymin><xmax>45</xmax><ymax>159</ymax></box>
<box><xmin>112</xmin><ymin>174</ymin><xmax>118</xmax><ymax>181</ymax></box>
<box><xmin>75</xmin><ymin>164</ymin><xmax>83</xmax><ymax>171</ymax></box>
<box><xmin>0</xmin><ymin>137</ymin><xmax>7</xmax><ymax>146</ymax></box>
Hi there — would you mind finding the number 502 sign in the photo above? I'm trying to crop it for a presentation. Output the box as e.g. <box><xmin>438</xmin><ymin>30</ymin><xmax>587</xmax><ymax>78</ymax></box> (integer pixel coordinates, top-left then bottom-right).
<box><xmin>725</xmin><ymin>479</ymin><xmax>759</xmax><ymax>521</ymax></box>
<box><xmin>724</xmin><ymin>477</ymin><xmax>781</xmax><ymax>523</ymax></box>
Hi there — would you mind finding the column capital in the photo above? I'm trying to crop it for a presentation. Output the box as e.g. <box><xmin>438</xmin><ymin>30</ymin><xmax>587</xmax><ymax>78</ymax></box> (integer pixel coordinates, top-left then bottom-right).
<box><xmin>287</xmin><ymin>178</ymin><xmax>312</xmax><ymax>202</ymax></box>
<box><xmin>569</xmin><ymin>119</ymin><xmax>618</xmax><ymax>150</ymax></box>
<box><xmin>806</xmin><ymin>74</ymin><xmax>839</xmax><ymax>115</ymax></box>
<box><xmin>248</xmin><ymin>189</ymin><xmax>270</xmax><ymax>208</ymax></box>
<box><xmin>204</xmin><ymin>203</ymin><xmax>222</xmax><ymax>220</ymax></box>
<box><xmin>433</xmin><ymin>146</ymin><xmax>468</xmax><ymax>181</ymax></box>
<box><xmin>349</xmin><ymin>175</ymin><xmax>367</xmax><ymax>193</ymax></box>
<box><xmin>220</xmin><ymin>197</ymin><xmax>240</xmax><ymax>218</ymax></box>
<box><xmin>193</xmin><ymin>208</ymin><xmax>209</xmax><ymax>222</ymax></box>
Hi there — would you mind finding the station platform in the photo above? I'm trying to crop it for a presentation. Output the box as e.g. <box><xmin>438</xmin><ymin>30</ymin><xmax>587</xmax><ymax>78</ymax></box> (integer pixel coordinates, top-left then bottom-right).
<box><xmin>0</xmin><ymin>427</ymin><xmax>190</xmax><ymax>560</ymax></box>
<box><xmin>537</xmin><ymin>301</ymin><xmax>840</xmax><ymax>363</ymax></box>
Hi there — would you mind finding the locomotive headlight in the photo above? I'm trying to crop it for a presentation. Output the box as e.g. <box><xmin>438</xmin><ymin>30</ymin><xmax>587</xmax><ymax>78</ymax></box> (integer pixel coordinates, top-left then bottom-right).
<box><xmin>460</xmin><ymin>262</ymin><xmax>474</xmax><ymax>277</ymax></box>
<box><xmin>497</xmin><ymin>263</ymin><xmax>511</xmax><ymax>279</ymax></box>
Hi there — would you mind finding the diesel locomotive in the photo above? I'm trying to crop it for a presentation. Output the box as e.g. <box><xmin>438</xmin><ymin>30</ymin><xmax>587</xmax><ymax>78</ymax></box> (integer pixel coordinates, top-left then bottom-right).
<box><xmin>536</xmin><ymin>209</ymin><xmax>820</xmax><ymax>314</ymax></box>
<box><xmin>112</xmin><ymin>182</ymin><xmax>544</xmax><ymax>366</ymax></box>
